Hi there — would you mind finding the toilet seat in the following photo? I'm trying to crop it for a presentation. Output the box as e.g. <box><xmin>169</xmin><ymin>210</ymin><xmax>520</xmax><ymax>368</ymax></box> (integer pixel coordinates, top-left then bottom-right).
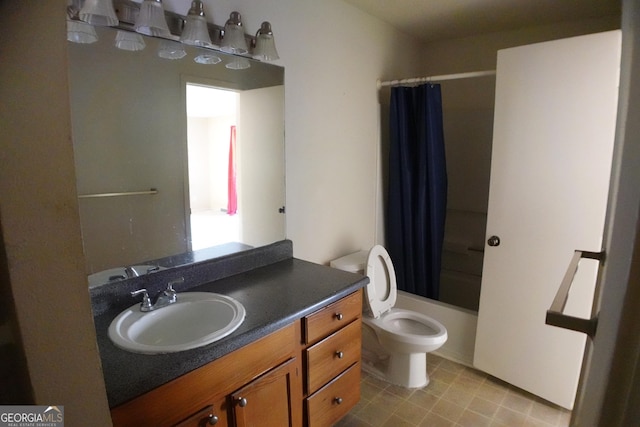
<box><xmin>365</xmin><ymin>309</ymin><xmax>448</xmax><ymax>349</ymax></box>
<box><xmin>365</xmin><ymin>245</ymin><xmax>397</xmax><ymax>318</ymax></box>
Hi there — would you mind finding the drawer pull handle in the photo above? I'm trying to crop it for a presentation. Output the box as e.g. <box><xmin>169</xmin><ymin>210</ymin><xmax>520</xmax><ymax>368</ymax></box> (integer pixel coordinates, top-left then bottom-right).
<box><xmin>336</xmin><ymin>351</ymin><xmax>344</xmax><ymax>359</ymax></box>
<box><xmin>237</xmin><ymin>397</ymin><xmax>248</xmax><ymax>407</ymax></box>
<box><xmin>335</xmin><ymin>313</ymin><xmax>344</xmax><ymax>321</ymax></box>
<box><xmin>208</xmin><ymin>414</ymin><xmax>219</xmax><ymax>425</ymax></box>
<box><xmin>335</xmin><ymin>397</ymin><xmax>343</xmax><ymax>405</ymax></box>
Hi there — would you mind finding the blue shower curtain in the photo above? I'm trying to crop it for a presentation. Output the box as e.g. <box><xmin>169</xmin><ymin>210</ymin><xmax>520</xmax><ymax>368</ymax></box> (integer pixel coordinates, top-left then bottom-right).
<box><xmin>386</xmin><ymin>84</ymin><xmax>447</xmax><ymax>300</ymax></box>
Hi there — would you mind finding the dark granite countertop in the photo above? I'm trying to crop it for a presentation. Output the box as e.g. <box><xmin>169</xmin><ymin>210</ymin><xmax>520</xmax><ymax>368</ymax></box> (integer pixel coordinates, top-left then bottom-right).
<box><xmin>94</xmin><ymin>256</ymin><xmax>368</xmax><ymax>408</ymax></box>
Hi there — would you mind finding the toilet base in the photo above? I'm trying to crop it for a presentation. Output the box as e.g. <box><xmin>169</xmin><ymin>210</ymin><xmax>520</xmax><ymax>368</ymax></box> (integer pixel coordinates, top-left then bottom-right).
<box><xmin>361</xmin><ymin>323</ymin><xmax>432</xmax><ymax>389</ymax></box>
<box><xmin>388</xmin><ymin>352</ymin><xmax>429</xmax><ymax>388</ymax></box>
<box><xmin>361</xmin><ymin>346</ymin><xmax>430</xmax><ymax>389</ymax></box>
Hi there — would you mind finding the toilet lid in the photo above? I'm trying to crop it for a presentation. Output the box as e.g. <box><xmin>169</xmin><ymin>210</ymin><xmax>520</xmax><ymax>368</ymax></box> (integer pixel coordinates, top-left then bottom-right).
<box><xmin>365</xmin><ymin>245</ymin><xmax>397</xmax><ymax>318</ymax></box>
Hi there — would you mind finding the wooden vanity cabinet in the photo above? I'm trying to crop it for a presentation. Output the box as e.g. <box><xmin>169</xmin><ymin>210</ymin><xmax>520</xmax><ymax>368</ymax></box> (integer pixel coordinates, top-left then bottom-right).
<box><xmin>110</xmin><ymin>290</ymin><xmax>363</xmax><ymax>427</ymax></box>
<box><xmin>110</xmin><ymin>323</ymin><xmax>301</xmax><ymax>427</ymax></box>
<box><xmin>302</xmin><ymin>290</ymin><xmax>362</xmax><ymax>427</ymax></box>
<box><xmin>173</xmin><ymin>359</ymin><xmax>300</xmax><ymax>427</ymax></box>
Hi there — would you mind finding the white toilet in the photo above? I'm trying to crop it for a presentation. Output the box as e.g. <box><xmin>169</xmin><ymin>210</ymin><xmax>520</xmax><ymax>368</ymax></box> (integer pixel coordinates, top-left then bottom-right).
<box><xmin>330</xmin><ymin>245</ymin><xmax>448</xmax><ymax>388</ymax></box>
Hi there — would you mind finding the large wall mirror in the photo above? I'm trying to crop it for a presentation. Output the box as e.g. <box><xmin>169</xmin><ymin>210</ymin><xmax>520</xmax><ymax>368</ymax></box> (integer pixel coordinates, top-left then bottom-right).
<box><xmin>68</xmin><ymin>26</ymin><xmax>285</xmax><ymax>287</ymax></box>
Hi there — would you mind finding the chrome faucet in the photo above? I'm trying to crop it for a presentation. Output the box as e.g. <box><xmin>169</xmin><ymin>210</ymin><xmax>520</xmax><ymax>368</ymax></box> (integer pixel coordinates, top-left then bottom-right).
<box><xmin>131</xmin><ymin>277</ymin><xmax>183</xmax><ymax>312</ymax></box>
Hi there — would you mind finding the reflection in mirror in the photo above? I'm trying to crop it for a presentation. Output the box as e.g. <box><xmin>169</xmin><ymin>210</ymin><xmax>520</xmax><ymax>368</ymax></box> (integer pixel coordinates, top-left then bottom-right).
<box><xmin>186</xmin><ymin>85</ymin><xmax>241</xmax><ymax>250</ymax></box>
<box><xmin>68</xmin><ymin>26</ymin><xmax>285</xmax><ymax>287</ymax></box>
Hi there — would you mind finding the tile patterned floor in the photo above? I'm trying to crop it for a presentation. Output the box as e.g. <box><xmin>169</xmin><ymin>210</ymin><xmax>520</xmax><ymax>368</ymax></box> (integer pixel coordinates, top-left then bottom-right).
<box><xmin>335</xmin><ymin>354</ymin><xmax>571</xmax><ymax>427</ymax></box>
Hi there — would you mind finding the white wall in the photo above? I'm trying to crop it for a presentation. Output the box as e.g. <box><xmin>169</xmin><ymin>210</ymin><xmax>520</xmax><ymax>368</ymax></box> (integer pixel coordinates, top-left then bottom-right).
<box><xmin>0</xmin><ymin>1</ymin><xmax>112</xmax><ymax>425</ymax></box>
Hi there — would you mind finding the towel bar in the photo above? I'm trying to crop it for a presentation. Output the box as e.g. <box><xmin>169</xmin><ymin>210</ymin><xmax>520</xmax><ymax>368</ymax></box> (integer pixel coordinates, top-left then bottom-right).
<box><xmin>545</xmin><ymin>250</ymin><xmax>605</xmax><ymax>338</ymax></box>
<box><xmin>78</xmin><ymin>188</ymin><xmax>158</xmax><ymax>199</ymax></box>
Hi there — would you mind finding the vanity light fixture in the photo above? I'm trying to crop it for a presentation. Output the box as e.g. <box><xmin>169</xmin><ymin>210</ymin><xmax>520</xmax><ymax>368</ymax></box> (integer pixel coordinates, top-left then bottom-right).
<box><xmin>220</xmin><ymin>12</ymin><xmax>249</xmax><ymax>54</ymax></box>
<box><xmin>252</xmin><ymin>22</ymin><xmax>279</xmax><ymax>61</ymax></box>
<box><xmin>158</xmin><ymin>40</ymin><xmax>187</xmax><ymax>60</ymax></box>
<box><xmin>180</xmin><ymin>0</ymin><xmax>213</xmax><ymax>47</ymax></box>
<box><xmin>67</xmin><ymin>0</ymin><xmax>99</xmax><ymax>44</ymax></box>
<box><xmin>67</xmin><ymin>19</ymin><xmax>99</xmax><ymax>44</ymax></box>
<box><xmin>78</xmin><ymin>0</ymin><xmax>119</xmax><ymax>26</ymax></box>
<box><xmin>134</xmin><ymin>0</ymin><xmax>171</xmax><ymax>37</ymax></box>
<box><xmin>115</xmin><ymin>30</ymin><xmax>146</xmax><ymax>51</ymax></box>
<box><xmin>66</xmin><ymin>1</ymin><xmax>280</xmax><ymax>62</ymax></box>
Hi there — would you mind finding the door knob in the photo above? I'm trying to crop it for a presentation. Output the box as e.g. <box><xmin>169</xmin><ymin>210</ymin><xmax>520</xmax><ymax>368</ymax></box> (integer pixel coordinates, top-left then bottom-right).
<box><xmin>487</xmin><ymin>236</ymin><xmax>501</xmax><ymax>247</ymax></box>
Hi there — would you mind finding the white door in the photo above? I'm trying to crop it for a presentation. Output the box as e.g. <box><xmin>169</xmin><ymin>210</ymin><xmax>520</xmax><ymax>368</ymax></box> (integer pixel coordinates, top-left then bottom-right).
<box><xmin>474</xmin><ymin>31</ymin><xmax>621</xmax><ymax>409</ymax></box>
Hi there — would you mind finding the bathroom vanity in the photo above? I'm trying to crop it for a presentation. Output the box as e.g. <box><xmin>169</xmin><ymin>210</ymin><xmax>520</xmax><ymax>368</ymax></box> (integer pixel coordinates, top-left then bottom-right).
<box><xmin>91</xmin><ymin>240</ymin><xmax>367</xmax><ymax>426</ymax></box>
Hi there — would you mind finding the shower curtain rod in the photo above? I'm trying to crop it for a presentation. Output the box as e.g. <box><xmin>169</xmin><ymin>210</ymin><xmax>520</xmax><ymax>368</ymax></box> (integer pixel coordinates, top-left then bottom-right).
<box><xmin>377</xmin><ymin>70</ymin><xmax>496</xmax><ymax>89</ymax></box>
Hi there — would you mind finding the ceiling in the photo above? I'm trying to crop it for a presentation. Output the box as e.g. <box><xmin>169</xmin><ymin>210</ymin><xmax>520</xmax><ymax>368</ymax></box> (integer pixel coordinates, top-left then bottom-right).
<box><xmin>341</xmin><ymin>0</ymin><xmax>621</xmax><ymax>43</ymax></box>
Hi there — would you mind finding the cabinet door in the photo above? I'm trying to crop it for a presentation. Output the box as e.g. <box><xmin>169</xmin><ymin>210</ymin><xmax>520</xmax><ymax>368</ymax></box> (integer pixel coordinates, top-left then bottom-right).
<box><xmin>173</xmin><ymin>399</ymin><xmax>229</xmax><ymax>427</ymax></box>
<box><xmin>474</xmin><ymin>30</ymin><xmax>621</xmax><ymax>409</ymax></box>
<box><xmin>230</xmin><ymin>358</ymin><xmax>301</xmax><ymax>427</ymax></box>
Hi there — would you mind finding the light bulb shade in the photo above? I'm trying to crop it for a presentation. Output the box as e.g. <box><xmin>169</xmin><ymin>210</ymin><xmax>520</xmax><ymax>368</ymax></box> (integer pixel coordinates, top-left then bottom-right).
<box><xmin>253</xmin><ymin>22</ymin><xmax>279</xmax><ymax>61</ymax></box>
<box><xmin>180</xmin><ymin>1</ymin><xmax>212</xmax><ymax>47</ymax></box>
<box><xmin>225</xmin><ymin>57</ymin><xmax>251</xmax><ymax>70</ymax></box>
<box><xmin>220</xmin><ymin>12</ymin><xmax>248</xmax><ymax>54</ymax></box>
<box><xmin>79</xmin><ymin>0</ymin><xmax>118</xmax><ymax>26</ymax></box>
<box><xmin>254</xmin><ymin>35</ymin><xmax>279</xmax><ymax>61</ymax></box>
<box><xmin>158</xmin><ymin>40</ymin><xmax>187</xmax><ymax>60</ymax></box>
<box><xmin>115</xmin><ymin>30</ymin><xmax>146</xmax><ymax>51</ymax></box>
<box><xmin>67</xmin><ymin>19</ymin><xmax>99</xmax><ymax>44</ymax></box>
<box><xmin>134</xmin><ymin>0</ymin><xmax>171</xmax><ymax>37</ymax></box>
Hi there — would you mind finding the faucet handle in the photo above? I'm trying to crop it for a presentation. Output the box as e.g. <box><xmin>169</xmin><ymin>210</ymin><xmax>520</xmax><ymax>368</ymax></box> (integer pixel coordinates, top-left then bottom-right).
<box><xmin>131</xmin><ymin>288</ymin><xmax>153</xmax><ymax>310</ymax></box>
<box><xmin>167</xmin><ymin>277</ymin><xmax>184</xmax><ymax>292</ymax></box>
<box><xmin>124</xmin><ymin>266</ymin><xmax>140</xmax><ymax>278</ymax></box>
<box><xmin>163</xmin><ymin>277</ymin><xmax>183</xmax><ymax>304</ymax></box>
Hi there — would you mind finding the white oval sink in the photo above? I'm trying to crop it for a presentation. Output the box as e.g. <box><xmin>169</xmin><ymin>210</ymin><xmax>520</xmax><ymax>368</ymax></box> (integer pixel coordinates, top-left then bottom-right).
<box><xmin>108</xmin><ymin>292</ymin><xmax>246</xmax><ymax>354</ymax></box>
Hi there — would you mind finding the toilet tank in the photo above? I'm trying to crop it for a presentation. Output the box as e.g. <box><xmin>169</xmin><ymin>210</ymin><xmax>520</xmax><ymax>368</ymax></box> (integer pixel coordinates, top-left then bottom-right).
<box><xmin>329</xmin><ymin>250</ymin><xmax>368</xmax><ymax>274</ymax></box>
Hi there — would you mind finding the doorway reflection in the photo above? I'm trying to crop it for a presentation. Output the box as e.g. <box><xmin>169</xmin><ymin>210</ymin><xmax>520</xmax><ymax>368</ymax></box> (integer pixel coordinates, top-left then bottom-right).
<box><xmin>186</xmin><ymin>84</ymin><xmax>241</xmax><ymax>250</ymax></box>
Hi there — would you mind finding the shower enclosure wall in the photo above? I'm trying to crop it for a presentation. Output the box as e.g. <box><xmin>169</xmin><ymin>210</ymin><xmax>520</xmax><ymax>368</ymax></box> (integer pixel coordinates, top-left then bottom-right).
<box><xmin>439</xmin><ymin>76</ymin><xmax>495</xmax><ymax>311</ymax></box>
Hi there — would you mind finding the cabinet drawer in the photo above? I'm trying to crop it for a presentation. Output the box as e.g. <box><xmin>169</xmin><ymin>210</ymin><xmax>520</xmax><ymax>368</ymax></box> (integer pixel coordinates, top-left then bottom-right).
<box><xmin>306</xmin><ymin>319</ymin><xmax>361</xmax><ymax>394</ymax></box>
<box><xmin>306</xmin><ymin>362</ymin><xmax>360</xmax><ymax>427</ymax></box>
<box><xmin>304</xmin><ymin>290</ymin><xmax>362</xmax><ymax>344</ymax></box>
